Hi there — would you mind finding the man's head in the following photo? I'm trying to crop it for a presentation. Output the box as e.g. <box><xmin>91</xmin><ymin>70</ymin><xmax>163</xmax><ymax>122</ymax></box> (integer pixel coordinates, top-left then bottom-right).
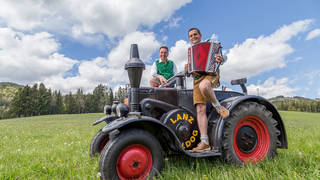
<box><xmin>188</xmin><ymin>28</ymin><xmax>202</xmax><ymax>44</ymax></box>
<box><xmin>159</xmin><ymin>46</ymin><xmax>169</xmax><ymax>62</ymax></box>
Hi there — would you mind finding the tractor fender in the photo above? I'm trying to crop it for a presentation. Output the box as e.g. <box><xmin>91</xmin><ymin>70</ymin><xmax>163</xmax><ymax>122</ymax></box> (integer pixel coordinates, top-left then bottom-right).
<box><xmin>217</xmin><ymin>95</ymin><xmax>288</xmax><ymax>149</ymax></box>
<box><xmin>101</xmin><ymin>115</ymin><xmax>186</xmax><ymax>153</ymax></box>
<box><xmin>92</xmin><ymin>115</ymin><xmax>117</xmax><ymax>126</ymax></box>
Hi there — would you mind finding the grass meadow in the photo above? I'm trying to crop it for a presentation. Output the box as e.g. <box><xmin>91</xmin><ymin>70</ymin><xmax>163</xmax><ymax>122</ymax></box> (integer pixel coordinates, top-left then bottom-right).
<box><xmin>0</xmin><ymin>111</ymin><xmax>320</xmax><ymax>179</ymax></box>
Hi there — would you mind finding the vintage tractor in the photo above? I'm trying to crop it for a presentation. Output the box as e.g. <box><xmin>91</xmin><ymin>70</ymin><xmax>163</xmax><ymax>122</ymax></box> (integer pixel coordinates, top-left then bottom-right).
<box><xmin>90</xmin><ymin>44</ymin><xmax>288</xmax><ymax>180</ymax></box>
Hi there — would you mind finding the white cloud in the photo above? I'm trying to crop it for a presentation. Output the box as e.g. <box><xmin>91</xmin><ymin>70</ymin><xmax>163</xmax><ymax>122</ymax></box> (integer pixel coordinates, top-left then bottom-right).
<box><xmin>167</xmin><ymin>17</ymin><xmax>183</xmax><ymax>28</ymax></box>
<box><xmin>168</xmin><ymin>40</ymin><xmax>190</xmax><ymax>72</ymax></box>
<box><xmin>0</xmin><ymin>27</ymin><xmax>160</xmax><ymax>93</ymax></box>
<box><xmin>306</xmin><ymin>29</ymin><xmax>320</xmax><ymax>40</ymax></box>
<box><xmin>305</xmin><ymin>70</ymin><xmax>320</xmax><ymax>86</ymax></box>
<box><xmin>0</xmin><ymin>0</ymin><xmax>192</xmax><ymax>40</ymax></box>
<box><xmin>247</xmin><ymin>77</ymin><xmax>298</xmax><ymax>99</ymax></box>
<box><xmin>0</xmin><ymin>1</ymin><xmax>50</xmax><ymax>30</ymax></box>
<box><xmin>45</xmin><ymin>31</ymin><xmax>160</xmax><ymax>93</ymax></box>
<box><xmin>210</xmin><ymin>34</ymin><xmax>219</xmax><ymax>42</ymax></box>
<box><xmin>318</xmin><ymin>89</ymin><xmax>320</xmax><ymax>97</ymax></box>
<box><xmin>221</xmin><ymin>19</ymin><xmax>313</xmax><ymax>82</ymax></box>
<box><xmin>107</xmin><ymin>31</ymin><xmax>160</xmax><ymax>67</ymax></box>
<box><xmin>289</xmin><ymin>56</ymin><xmax>303</xmax><ymax>62</ymax></box>
<box><xmin>0</xmin><ymin>28</ymin><xmax>76</xmax><ymax>84</ymax></box>
<box><xmin>167</xmin><ymin>40</ymin><xmax>196</xmax><ymax>88</ymax></box>
<box><xmin>162</xmin><ymin>35</ymin><xmax>168</xmax><ymax>42</ymax></box>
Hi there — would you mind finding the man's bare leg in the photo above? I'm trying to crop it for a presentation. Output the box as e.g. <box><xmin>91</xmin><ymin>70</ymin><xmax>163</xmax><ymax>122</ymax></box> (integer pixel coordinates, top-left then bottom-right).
<box><xmin>192</xmin><ymin>103</ymin><xmax>210</xmax><ymax>151</ymax></box>
<box><xmin>199</xmin><ymin>79</ymin><xmax>229</xmax><ymax>118</ymax></box>
<box><xmin>196</xmin><ymin>104</ymin><xmax>207</xmax><ymax>135</ymax></box>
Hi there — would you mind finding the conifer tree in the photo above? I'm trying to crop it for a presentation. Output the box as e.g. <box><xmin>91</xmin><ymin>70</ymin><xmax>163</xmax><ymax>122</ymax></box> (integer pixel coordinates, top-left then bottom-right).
<box><xmin>38</xmin><ymin>83</ymin><xmax>51</xmax><ymax>115</ymax></box>
<box><xmin>65</xmin><ymin>92</ymin><xmax>77</xmax><ymax>114</ymax></box>
<box><xmin>93</xmin><ymin>84</ymin><xmax>106</xmax><ymax>112</ymax></box>
<box><xmin>75</xmin><ymin>89</ymin><xmax>85</xmax><ymax>113</ymax></box>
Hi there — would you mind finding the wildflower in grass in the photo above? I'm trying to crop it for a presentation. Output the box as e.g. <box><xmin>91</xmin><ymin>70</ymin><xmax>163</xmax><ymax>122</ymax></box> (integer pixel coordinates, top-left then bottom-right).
<box><xmin>298</xmin><ymin>152</ymin><xmax>302</xmax><ymax>156</ymax></box>
<box><xmin>57</xmin><ymin>159</ymin><xmax>62</xmax><ymax>163</ymax></box>
<box><xmin>97</xmin><ymin>172</ymin><xmax>101</xmax><ymax>178</ymax></box>
<box><xmin>294</xmin><ymin>171</ymin><xmax>297</xmax><ymax>178</ymax></box>
<box><xmin>17</xmin><ymin>149</ymin><xmax>21</xmax><ymax>152</ymax></box>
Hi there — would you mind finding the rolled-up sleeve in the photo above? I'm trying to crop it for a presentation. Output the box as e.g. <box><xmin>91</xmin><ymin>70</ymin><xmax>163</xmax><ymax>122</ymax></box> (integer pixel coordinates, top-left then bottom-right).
<box><xmin>173</xmin><ymin>63</ymin><xmax>178</xmax><ymax>75</ymax></box>
<box><xmin>150</xmin><ymin>61</ymin><xmax>158</xmax><ymax>77</ymax></box>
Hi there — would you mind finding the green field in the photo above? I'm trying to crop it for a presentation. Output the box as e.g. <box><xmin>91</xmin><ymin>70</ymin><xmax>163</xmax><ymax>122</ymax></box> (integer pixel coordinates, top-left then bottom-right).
<box><xmin>1</xmin><ymin>111</ymin><xmax>320</xmax><ymax>179</ymax></box>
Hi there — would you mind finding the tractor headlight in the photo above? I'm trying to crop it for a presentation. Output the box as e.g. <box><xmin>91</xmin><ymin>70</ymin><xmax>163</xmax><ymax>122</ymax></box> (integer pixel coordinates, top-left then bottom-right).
<box><xmin>116</xmin><ymin>103</ymin><xmax>129</xmax><ymax>117</ymax></box>
<box><xmin>111</xmin><ymin>101</ymin><xmax>119</xmax><ymax>114</ymax></box>
<box><xmin>103</xmin><ymin>105</ymin><xmax>112</xmax><ymax>115</ymax></box>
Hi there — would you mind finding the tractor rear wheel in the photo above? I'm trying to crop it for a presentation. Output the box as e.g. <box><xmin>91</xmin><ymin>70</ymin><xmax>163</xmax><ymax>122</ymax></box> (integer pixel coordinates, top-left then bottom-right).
<box><xmin>99</xmin><ymin>129</ymin><xmax>163</xmax><ymax>180</ymax></box>
<box><xmin>222</xmin><ymin>101</ymin><xmax>280</xmax><ymax>164</ymax></box>
<box><xmin>90</xmin><ymin>129</ymin><xmax>109</xmax><ymax>157</ymax></box>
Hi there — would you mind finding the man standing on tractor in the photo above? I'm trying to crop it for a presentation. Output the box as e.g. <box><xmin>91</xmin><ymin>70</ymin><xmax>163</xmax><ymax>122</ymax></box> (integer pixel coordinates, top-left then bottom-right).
<box><xmin>150</xmin><ymin>46</ymin><xmax>178</xmax><ymax>87</ymax></box>
<box><xmin>187</xmin><ymin>28</ymin><xmax>229</xmax><ymax>152</ymax></box>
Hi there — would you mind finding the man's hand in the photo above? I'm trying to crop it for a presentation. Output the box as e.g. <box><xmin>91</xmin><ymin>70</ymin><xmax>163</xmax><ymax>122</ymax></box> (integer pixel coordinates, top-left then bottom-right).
<box><xmin>185</xmin><ymin>63</ymin><xmax>201</xmax><ymax>78</ymax></box>
<box><xmin>215</xmin><ymin>54</ymin><xmax>224</xmax><ymax>63</ymax></box>
<box><xmin>157</xmin><ymin>75</ymin><xmax>168</xmax><ymax>84</ymax></box>
<box><xmin>191</xmin><ymin>72</ymin><xmax>201</xmax><ymax>78</ymax></box>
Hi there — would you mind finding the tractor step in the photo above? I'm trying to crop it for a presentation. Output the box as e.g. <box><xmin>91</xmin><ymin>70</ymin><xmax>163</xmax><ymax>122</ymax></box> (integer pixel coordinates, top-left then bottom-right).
<box><xmin>185</xmin><ymin>149</ymin><xmax>221</xmax><ymax>158</ymax></box>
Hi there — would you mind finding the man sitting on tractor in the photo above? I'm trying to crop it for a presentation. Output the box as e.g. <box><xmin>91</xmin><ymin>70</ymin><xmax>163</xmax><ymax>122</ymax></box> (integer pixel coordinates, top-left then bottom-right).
<box><xmin>187</xmin><ymin>28</ymin><xmax>229</xmax><ymax>152</ymax></box>
<box><xmin>150</xmin><ymin>46</ymin><xmax>178</xmax><ymax>87</ymax></box>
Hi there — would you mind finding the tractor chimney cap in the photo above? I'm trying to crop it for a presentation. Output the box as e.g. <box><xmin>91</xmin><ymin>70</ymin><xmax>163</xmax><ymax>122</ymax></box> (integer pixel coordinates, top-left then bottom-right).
<box><xmin>125</xmin><ymin>44</ymin><xmax>145</xmax><ymax>69</ymax></box>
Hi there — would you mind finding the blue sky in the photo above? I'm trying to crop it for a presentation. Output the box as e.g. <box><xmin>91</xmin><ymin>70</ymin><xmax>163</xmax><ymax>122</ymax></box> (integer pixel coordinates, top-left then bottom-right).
<box><xmin>0</xmin><ymin>0</ymin><xmax>319</xmax><ymax>98</ymax></box>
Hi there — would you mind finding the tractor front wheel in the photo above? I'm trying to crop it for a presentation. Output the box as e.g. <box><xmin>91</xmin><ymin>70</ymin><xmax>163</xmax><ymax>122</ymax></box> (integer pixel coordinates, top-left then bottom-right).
<box><xmin>90</xmin><ymin>129</ymin><xmax>109</xmax><ymax>157</ymax></box>
<box><xmin>222</xmin><ymin>101</ymin><xmax>280</xmax><ymax>164</ymax></box>
<box><xmin>99</xmin><ymin>129</ymin><xmax>163</xmax><ymax>180</ymax></box>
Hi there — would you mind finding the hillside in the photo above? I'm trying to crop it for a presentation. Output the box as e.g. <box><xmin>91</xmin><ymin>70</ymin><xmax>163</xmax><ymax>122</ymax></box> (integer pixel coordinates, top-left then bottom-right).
<box><xmin>0</xmin><ymin>82</ymin><xmax>23</xmax><ymax>89</ymax></box>
<box><xmin>269</xmin><ymin>96</ymin><xmax>319</xmax><ymax>103</ymax></box>
<box><xmin>0</xmin><ymin>82</ymin><xmax>23</xmax><ymax>118</ymax></box>
<box><xmin>269</xmin><ymin>96</ymin><xmax>315</xmax><ymax>103</ymax></box>
<box><xmin>269</xmin><ymin>96</ymin><xmax>320</xmax><ymax>112</ymax></box>
<box><xmin>0</xmin><ymin>82</ymin><xmax>23</xmax><ymax>105</ymax></box>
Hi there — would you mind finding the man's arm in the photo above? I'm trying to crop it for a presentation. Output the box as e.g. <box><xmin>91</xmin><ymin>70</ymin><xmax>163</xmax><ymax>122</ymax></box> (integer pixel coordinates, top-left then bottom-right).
<box><xmin>173</xmin><ymin>62</ymin><xmax>178</xmax><ymax>75</ymax></box>
<box><xmin>151</xmin><ymin>60</ymin><xmax>167</xmax><ymax>84</ymax></box>
<box><xmin>150</xmin><ymin>61</ymin><xmax>158</xmax><ymax>77</ymax></box>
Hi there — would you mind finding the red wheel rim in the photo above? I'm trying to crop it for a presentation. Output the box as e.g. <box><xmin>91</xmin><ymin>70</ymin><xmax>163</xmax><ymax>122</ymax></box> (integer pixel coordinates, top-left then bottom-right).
<box><xmin>233</xmin><ymin>116</ymin><xmax>270</xmax><ymax>163</ymax></box>
<box><xmin>116</xmin><ymin>144</ymin><xmax>153</xmax><ymax>180</ymax></box>
<box><xmin>100</xmin><ymin>136</ymin><xmax>109</xmax><ymax>151</ymax></box>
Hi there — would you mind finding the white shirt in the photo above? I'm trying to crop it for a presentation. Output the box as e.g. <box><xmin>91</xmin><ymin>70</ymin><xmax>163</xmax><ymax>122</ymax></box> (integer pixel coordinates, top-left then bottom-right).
<box><xmin>150</xmin><ymin>59</ymin><xmax>178</xmax><ymax>78</ymax></box>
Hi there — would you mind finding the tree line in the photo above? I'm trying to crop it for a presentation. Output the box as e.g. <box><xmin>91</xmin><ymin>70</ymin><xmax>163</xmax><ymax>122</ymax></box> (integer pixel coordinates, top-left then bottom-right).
<box><xmin>273</xmin><ymin>100</ymin><xmax>320</xmax><ymax>113</ymax></box>
<box><xmin>2</xmin><ymin>83</ymin><xmax>320</xmax><ymax>120</ymax></box>
<box><xmin>1</xmin><ymin>83</ymin><xmax>127</xmax><ymax>119</ymax></box>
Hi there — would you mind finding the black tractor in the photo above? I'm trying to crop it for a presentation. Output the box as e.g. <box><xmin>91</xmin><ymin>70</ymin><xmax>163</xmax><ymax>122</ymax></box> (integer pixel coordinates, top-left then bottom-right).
<box><xmin>90</xmin><ymin>44</ymin><xmax>288</xmax><ymax>180</ymax></box>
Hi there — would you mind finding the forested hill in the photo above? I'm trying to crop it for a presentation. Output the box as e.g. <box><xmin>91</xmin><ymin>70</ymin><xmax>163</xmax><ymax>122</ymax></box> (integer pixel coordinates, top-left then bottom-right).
<box><xmin>0</xmin><ymin>82</ymin><xmax>23</xmax><ymax>89</ymax></box>
<box><xmin>0</xmin><ymin>82</ymin><xmax>23</xmax><ymax>118</ymax></box>
<box><xmin>0</xmin><ymin>82</ymin><xmax>23</xmax><ymax>106</ymax></box>
<box><xmin>270</xmin><ymin>96</ymin><xmax>320</xmax><ymax>112</ymax></box>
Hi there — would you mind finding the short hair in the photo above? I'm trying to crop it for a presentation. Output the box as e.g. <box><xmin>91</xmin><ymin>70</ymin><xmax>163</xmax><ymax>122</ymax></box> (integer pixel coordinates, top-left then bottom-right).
<box><xmin>188</xmin><ymin>27</ymin><xmax>201</xmax><ymax>35</ymax></box>
<box><xmin>159</xmin><ymin>46</ymin><xmax>168</xmax><ymax>51</ymax></box>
